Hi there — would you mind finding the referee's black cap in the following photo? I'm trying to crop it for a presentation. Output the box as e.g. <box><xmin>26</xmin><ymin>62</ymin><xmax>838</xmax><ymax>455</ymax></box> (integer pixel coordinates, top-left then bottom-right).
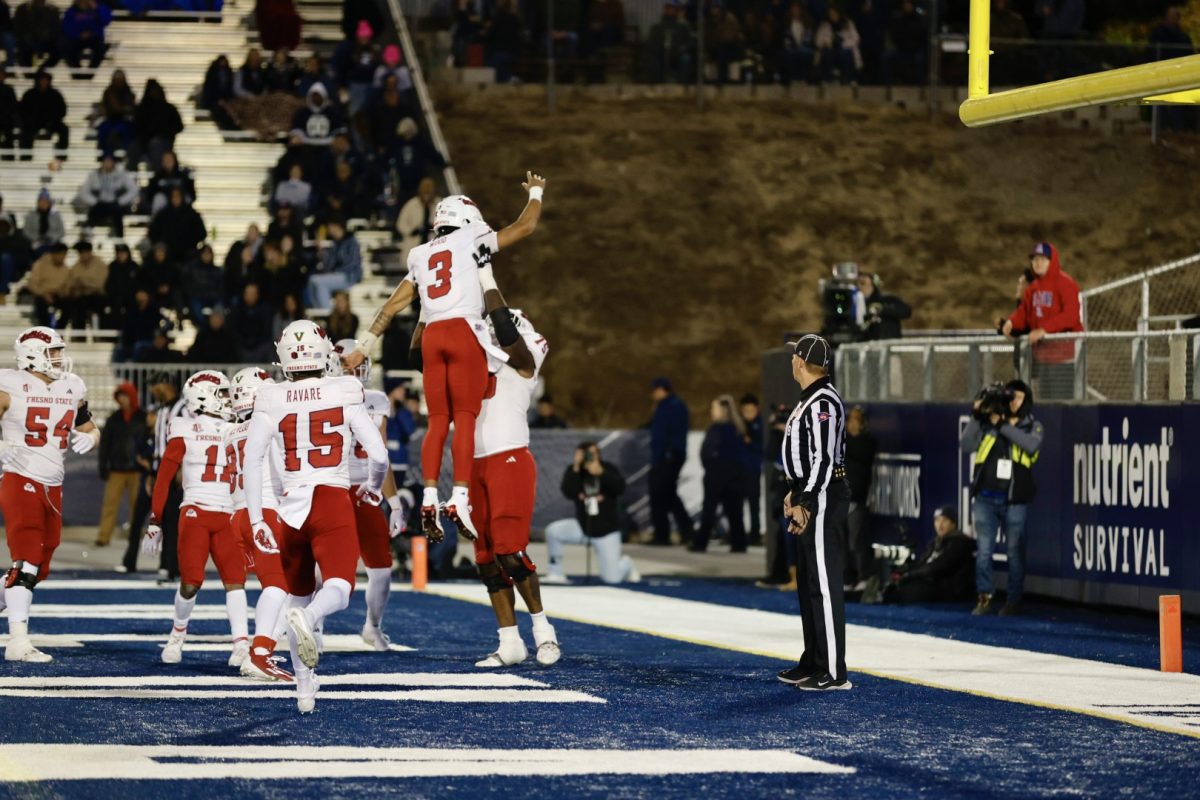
<box><xmin>791</xmin><ymin>334</ymin><xmax>831</xmax><ymax>368</ymax></box>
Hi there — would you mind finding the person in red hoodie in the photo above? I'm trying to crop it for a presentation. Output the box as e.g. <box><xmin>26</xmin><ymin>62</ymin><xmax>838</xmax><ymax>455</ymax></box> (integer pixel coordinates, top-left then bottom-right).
<box><xmin>1002</xmin><ymin>242</ymin><xmax>1082</xmax><ymax>400</ymax></box>
<box><xmin>95</xmin><ymin>383</ymin><xmax>148</xmax><ymax>548</ymax></box>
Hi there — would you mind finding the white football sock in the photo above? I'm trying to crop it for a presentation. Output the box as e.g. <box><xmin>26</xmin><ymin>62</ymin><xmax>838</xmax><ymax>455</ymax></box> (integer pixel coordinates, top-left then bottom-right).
<box><xmin>530</xmin><ymin>611</ymin><xmax>555</xmax><ymax>645</ymax></box>
<box><xmin>498</xmin><ymin>625</ymin><xmax>521</xmax><ymax>648</ymax></box>
<box><xmin>254</xmin><ymin>586</ymin><xmax>287</xmax><ymax>642</ymax></box>
<box><xmin>306</xmin><ymin>577</ymin><xmax>351</xmax><ymax>626</ymax></box>
<box><xmin>422</xmin><ymin>487</ymin><xmax>439</xmax><ymax>506</ymax></box>
<box><xmin>173</xmin><ymin>590</ymin><xmax>196</xmax><ymax>631</ymax></box>
<box><xmin>5</xmin><ymin>585</ymin><xmax>32</xmax><ymax>626</ymax></box>
<box><xmin>451</xmin><ymin>485</ymin><xmax>469</xmax><ymax>504</ymax></box>
<box><xmin>365</xmin><ymin>567</ymin><xmax>391</xmax><ymax>629</ymax></box>
<box><xmin>225</xmin><ymin>589</ymin><xmax>249</xmax><ymax>642</ymax></box>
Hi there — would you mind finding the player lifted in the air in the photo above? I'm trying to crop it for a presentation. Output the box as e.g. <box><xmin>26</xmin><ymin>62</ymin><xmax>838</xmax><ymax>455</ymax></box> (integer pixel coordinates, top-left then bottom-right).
<box><xmin>342</xmin><ymin>172</ymin><xmax>546</xmax><ymax>542</ymax></box>
<box><xmin>243</xmin><ymin>320</ymin><xmax>389</xmax><ymax>713</ymax></box>
<box><xmin>144</xmin><ymin>370</ymin><xmax>249</xmax><ymax>668</ymax></box>
<box><xmin>225</xmin><ymin>367</ymin><xmax>292</xmax><ymax>681</ymax></box>
<box><xmin>329</xmin><ymin>339</ymin><xmax>411</xmax><ymax>651</ymax></box>
<box><xmin>0</xmin><ymin>327</ymin><xmax>99</xmax><ymax>663</ymax></box>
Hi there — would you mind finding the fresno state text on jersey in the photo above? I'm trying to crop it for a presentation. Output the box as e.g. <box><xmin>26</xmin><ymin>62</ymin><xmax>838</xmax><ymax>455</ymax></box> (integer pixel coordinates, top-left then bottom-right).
<box><xmin>166</xmin><ymin>415</ymin><xmax>233</xmax><ymax>513</ymax></box>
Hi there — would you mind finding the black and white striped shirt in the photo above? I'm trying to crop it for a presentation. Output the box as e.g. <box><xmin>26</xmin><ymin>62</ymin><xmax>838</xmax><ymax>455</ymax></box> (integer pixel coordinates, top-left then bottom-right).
<box><xmin>781</xmin><ymin>377</ymin><xmax>846</xmax><ymax>507</ymax></box>
<box><xmin>152</xmin><ymin>396</ymin><xmax>188</xmax><ymax>469</ymax></box>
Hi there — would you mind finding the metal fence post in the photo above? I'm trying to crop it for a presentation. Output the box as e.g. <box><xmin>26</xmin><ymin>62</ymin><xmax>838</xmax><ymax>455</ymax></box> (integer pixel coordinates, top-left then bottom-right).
<box><xmin>967</xmin><ymin>343</ymin><xmax>981</xmax><ymax>400</ymax></box>
<box><xmin>835</xmin><ymin>346</ymin><xmax>847</xmax><ymax>398</ymax></box>
<box><xmin>922</xmin><ymin>344</ymin><xmax>935</xmax><ymax>401</ymax></box>
<box><xmin>1074</xmin><ymin>335</ymin><xmax>1087</xmax><ymax>401</ymax></box>
<box><xmin>1018</xmin><ymin>340</ymin><xmax>1033</xmax><ymax>384</ymax></box>
<box><xmin>880</xmin><ymin>344</ymin><xmax>891</xmax><ymax>400</ymax></box>
<box><xmin>1194</xmin><ymin>334</ymin><xmax>1200</xmax><ymax>400</ymax></box>
<box><xmin>1132</xmin><ymin>335</ymin><xmax>1147</xmax><ymax>401</ymax></box>
<box><xmin>1140</xmin><ymin>278</ymin><xmax>1150</xmax><ymax>332</ymax></box>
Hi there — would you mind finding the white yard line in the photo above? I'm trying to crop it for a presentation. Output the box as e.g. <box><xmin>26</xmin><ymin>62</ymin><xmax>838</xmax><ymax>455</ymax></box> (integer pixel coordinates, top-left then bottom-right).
<box><xmin>429</xmin><ymin>584</ymin><xmax>1200</xmax><ymax>738</ymax></box>
<box><xmin>0</xmin><ymin>633</ymin><xmax>415</xmax><ymax>653</ymax></box>
<box><xmin>0</xmin><ymin>672</ymin><xmax>545</xmax><ymax>688</ymax></box>
<box><xmin>0</xmin><ymin>688</ymin><xmax>604</xmax><ymax>703</ymax></box>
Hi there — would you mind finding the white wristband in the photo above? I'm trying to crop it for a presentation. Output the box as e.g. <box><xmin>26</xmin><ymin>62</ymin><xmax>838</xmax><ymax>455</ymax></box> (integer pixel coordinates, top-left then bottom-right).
<box><xmin>528</xmin><ymin>186</ymin><xmax>543</xmax><ymax>202</ymax></box>
<box><xmin>356</xmin><ymin>332</ymin><xmax>378</xmax><ymax>354</ymax></box>
<box><xmin>478</xmin><ymin>264</ymin><xmax>498</xmax><ymax>293</ymax></box>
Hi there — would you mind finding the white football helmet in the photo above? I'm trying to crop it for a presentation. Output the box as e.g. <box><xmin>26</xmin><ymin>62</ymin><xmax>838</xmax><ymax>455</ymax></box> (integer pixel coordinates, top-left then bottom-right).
<box><xmin>329</xmin><ymin>338</ymin><xmax>370</xmax><ymax>384</ymax></box>
<box><xmin>183</xmin><ymin>370</ymin><xmax>233</xmax><ymax>419</ymax></box>
<box><xmin>276</xmin><ymin>320</ymin><xmax>332</xmax><ymax>377</ymax></box>
<box><xmin>14</xmin><ymin>326</ymin><xmax>72</xmax><ymax>380</ymax></box>
<box><xmin>230</xmin><ymin>366</ymin><xmax>274</xmax><ymax>418</ymax></box>
<box><xmin>433</xmin><ymin>195</ymin><xmax>484</xmax><ymax>231</ymax></box>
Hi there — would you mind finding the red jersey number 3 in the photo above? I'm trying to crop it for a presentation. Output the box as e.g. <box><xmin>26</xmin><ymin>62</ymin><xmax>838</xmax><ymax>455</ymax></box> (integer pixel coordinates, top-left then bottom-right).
<box><xmin>427</xmin><ymin>251</ymin><xmax>453</xmax><ymax>299</ymax></box>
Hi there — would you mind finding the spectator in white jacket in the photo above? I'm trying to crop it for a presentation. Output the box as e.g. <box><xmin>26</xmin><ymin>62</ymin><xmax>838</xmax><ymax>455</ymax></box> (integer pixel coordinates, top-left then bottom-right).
<box><xmin>272</xmin><ymin>162</ymin><xmax>313</xmax><ymax>214</ymax></box>
<box><xmin>393</xmin><ymin>176</ymin><xmax>439</xmax><ymax>260</ymax></box>
<box><xmin>23</xmin><ymin>188</ymin><xmax>65</xmax><ymax>257</ymax></box>
<box><xmin>815</xmin><ymin>7</ymin><xmax>861</xmax><ymax>85</ymax></box>
<box><xmin>75</xmin><ymin>152</ymin><xmax>138</xmax><ymax>237</ymax></box>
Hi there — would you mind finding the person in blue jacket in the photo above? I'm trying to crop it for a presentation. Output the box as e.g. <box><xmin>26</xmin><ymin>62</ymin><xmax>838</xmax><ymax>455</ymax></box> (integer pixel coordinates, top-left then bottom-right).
<box><xmin>648</xmin><ymin>376</ymin><xmax>692</xmax><ymax>546</ymax></box>
<box><xmin>689</xmin><ymin>395</ymin><xmax>747</xmax><ymax>553</ymax></box>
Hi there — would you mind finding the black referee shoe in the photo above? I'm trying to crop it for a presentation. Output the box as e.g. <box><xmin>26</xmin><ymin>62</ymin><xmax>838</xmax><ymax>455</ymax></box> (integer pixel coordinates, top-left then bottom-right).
<box><xmin>776</xmin><ymin>664</ymin><xmax>817</xmax><ymax>685</ymax></box>
<box><xmin>795</xmin><ymin>674</ymin><xmax>853</xmax><ymax>692</ymax></box>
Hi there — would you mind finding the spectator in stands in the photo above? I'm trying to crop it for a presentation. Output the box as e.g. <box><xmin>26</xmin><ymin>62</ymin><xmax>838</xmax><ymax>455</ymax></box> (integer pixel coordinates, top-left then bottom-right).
<box><xmin>272</xmin><ymin>130</ymin><xmax>317</xmax><ymax>186</ymax></box>
<box><xmin>265</xmin><ymin>47</ymin><xmax>300</xmax><ymax>93</ymax></box>
<box><xmin>394</xmin><ymin>176</ymin><xmax>438</xmax><ymax>256</ymax></box>
<box><xmin>648</xmin><ymin>375</ymin><xmax>692</xmax><ymax>546</ymax></box>
<box><xmin>143</xmin><ymin>240</ymin><xmax>181</xmax><ymax>314</ymax></box>
<box><xmin>1002</xmin><ymin>242</ymin><xmax>1082</xmax><ymax>400</ymax></box>
<box><xmin>319</xmin><ymin>159</ymin><xmax>364</xmax><ymax>223</ymax></box>
<box><xmin>1150</xmin><ymin>7</ymin><xmax>1195</xmax><ymax>133</ymax></box>
<box><xmin>0</xmin><ymin>193</ymin><xmax>13</xmax><ymax>231</ymax></box>
<box><xmin>708</xmin><ymin>7</ymin><xmax>744</xmax><ymax>85</ymax></box>
<box><xmin>230</xmin><ymin>282</ymin><xmax>275</xmax><ymax>361</ymax></box>
<box><xmin>882</xmin><ymin>0</ymin><xmax>926</xmax><ymax>86</ymax></box>
<box><xmin>22</xmin><ymin>188</ymin><xmax>64</xmax><ymax>255</ymax></box>
<box><xmin>267</xmin><ymin>201</ymin><xmax>304</xmax><ymax>245</ymax></box>
<box><xmin>861</xmin><ymin>507</ymin><xmax>976</xmax><ymax>605</ymax></box>
<box><xmin>187</xmin><ymin>306</ymin><xmax>240</xmax><ymax>363</ymax></box>
<box><xmin>0</xmin><ymin>215</ymin><xmax>33</xmax><ymax>300</ymax></box>
<box><xmin>234</xmin><ymin>47</ymin><xmax>267</xmax><ymax>98</ymax></box>
<box><xmin>337</xmin><ymin>20</ymin><xmax>379</xmax><ymax>119</ymax></box>
<box><xmin>1036</xmin><ymin>0</ymin><xmax>1084</xmax><ymax>81</ymax></box>
<box><xmin>132</xmin><ymin>79</ymin><xmax>183</xmax><ymax>169</ymax></box>
<box><xmin>13</xmin><ymin>0</ymin><xmax>59</xmax><ymax>66</ymax></box>
<box><xmin>134</xmin><ymin>327</ymin><xmax>181</xmax><ymax>364</ymax></box>
<box><xmin>0</xmin><ymin>0</ymin><xmax>15</xmax><ymax>67</ymax></box>
<box><xmin>292</xmin><ymin>82</ymin><xmax>343</xmax><ymax>146</ymax></box>
<box><xmin>64</xmin><ymin>239</ymin><xmax>106</xmax><ymax>328</ymax></box>
<box><xmin>484</xmin><ymin>0</ymin><xmax>521</xmax><ymax>83</ymax></box>
<box><xmin>201</xmin><ymin>55</ymin><xmax>236</xmax><ymax>130</ymax></box>
<box><xmin>391</xmin><ymin>117</ymin><xmax>446</xmax><ymax>202</ymax></box>
<box><xmin>689</xmin><ymin>395</ymin><xmax>747</xmax><ymax>553</ymax></box>
<box><xmin>544</xmin><ymin>442</ymin><xmax>638</xmax><ymax>585</ymax></box>
<box><xmin>297</xmin><ymin>53</ymin><xmax>335</xmax><ymax>98</ymax></box>
<box><xmin>146</xmin><ymin>150</ymin><xmax>196</xmax><ymax>215</ymax></box>
<box><xmin>103</xmin><ymin>242</ymin><xmax>138</xmax><ymax>323</ymax></box>
<box><xmin>149</xmin><ymin>187</ymin><xmax>207</xmax><ymax>263</ymax></box>
<box><xmin>271</xmin><ymin>290</ymin><xmax>304</xmax><ymax>339</ymax></box>
<box><xmin>27</xmin><ymin>241</ymin><xmax>68</xmax><ymax>326</ymax></box>
<box><xmin>743</xmin><ymin>11</ymin><xmax>781</xmax><ymax>84</ymax></box>
<box><xmin>96</xmin><ymin>69</ymin><xmax>136</xmax><ymax>154</ymax></box>
<box><xmin>782</xmin><ymin>3</ymin><xmax>816</xmax><ymax>84</ymax></box>
<box><xmin>18</xmin><ymin>69</ymin><xmax>67</xmax><ymax>157</ymax></box>
<box><xmin>0</xmin><ymin>65</ymin><xmax>15</xmax><ymax>154</ymax></box>
<box><xmin>739</xmin><ymin>393</ymin><xmax>763</xmax><ymax>546</ymax></box>
<box><xmin>223</xmin><ymin>223</ymin><xmax>263</xmax><ymax>301</ymax></box>
<box><xmin>374</xmin><ymin>44</ymin><xmax>413</xmax><ymax>95</ymax></box>
<box><xmin>450</xmin><ymin>0</ymin><xmax>482</xmax><ymax>69</ymax></box>
<box><xmin>95</xmin><ymin>382</ymin><xmax>148</xmax><ymax>548</ymax></box>
<box><xmin>75</xmin><ymin>152</ymin><xmax>138</xmax><ymax>237</ymax></box>
<box><xmin>857</xmin><ymin>272</ymin><xmax>911</xmax><ymax>340</ymax></box>
<box><xmin>181</xmin><ymin>243</ymin><xmax>223</xmax><ymax>321</ymax></box>
<box><xmin>371</xmin><ymin>82</ymin><xmax>417</xmax><ymax>152</ymax></box>
<box><xmin>273</xmin><ymin>162</ymin><xmax>313</xmax><ymax>213</ymax></box>
<box><xmin>259</xmin><ymin>237</ymin><xmax>305</xmax><ymax>303</ymax></box>
<box><xmin>114</xmin><ymin>288</ymin><xmax>160</xmax><ymax>361</ymax></box>
<box><xmin>325</xmin><ymin>289</ymin><xmax>358</xmax><ymax>341</ymax></box>
<box><xmin>386</xmin><ymin>384</ymin><xmax>416</xmax><ymax>485</ymax></box>
<box><xmin>962</xmin><ymin>380</ymin><xmax>1042</xmax><ymax>616</ymax></box>
<box><xmin>815</xmin><ymin>6</ymin><xmax>861</xmax><ymax>84</ymax></box>
<box><xmin>844</xmin><ymin>405</ymin><xmax>876</xmax><ymax>588</ymax></box>
<box><xmin>341</xmin><ymin>0</ymin><xmax>382</xmax><ymax>43</ymax></box>
<box><xmin>256</xmin><ymin>0</ymin><xmax>301</xmax><ymax>52</ymax></box>
<box><xmin>530</xmin><ymin>394</ymin><xmax>568</xmax><ymax>429</ymax></box>
<box><xmin>308</xmin><ymin>218</ymin><xmax>362</xmax><ymax>310</ymax></box>
<box><xmin>61</xmin><ymin>0</ymin><xmax>111</xmax><ymax>69</ymax></box>
<box><xmin>587</xmin><ymin>0</ymin><xmax>625</xmax><ymax>51</ymax></box>
<box><xmin>645</xmin><ymin>2</ymin><xmax>694</xmax><ymax>84</ymax></box>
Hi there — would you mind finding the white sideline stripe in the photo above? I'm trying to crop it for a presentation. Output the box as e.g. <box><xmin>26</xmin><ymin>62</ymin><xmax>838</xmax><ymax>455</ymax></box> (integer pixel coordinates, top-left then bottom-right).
<box><xmin>0</xmin><ymin>634</ymin><xmax>415</xmax><ymax>654</ymax></box>
<box><xmin>428</xmin><ymin>584</ymin><xmax>1200</xmax><ymax>738</ymax></box>
<box><xmin>15</xmin><ymin>605</ymin><xmax>257</xmax><ymax>619</ymax></box>
<box><xmin>0</xmin><ymin>745</ymin><xmax>850</xmax><ymax>781</ymax></box>
<box><xmin>0</xmin><ymin>672</ymin><xmax>547</xmax><ymax>688</ymax></box>
<box><xmin>0</xmin><ymin>688</ymin><xmax>604</xmax><ymax>703</ymax></box>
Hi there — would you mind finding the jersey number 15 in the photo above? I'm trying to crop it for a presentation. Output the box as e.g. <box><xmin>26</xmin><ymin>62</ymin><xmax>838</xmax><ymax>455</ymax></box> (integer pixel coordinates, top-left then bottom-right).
<box><xmin>280</xmin><ymin>408</ymin><xmax>345</xmax><ymax>472</ymax></box>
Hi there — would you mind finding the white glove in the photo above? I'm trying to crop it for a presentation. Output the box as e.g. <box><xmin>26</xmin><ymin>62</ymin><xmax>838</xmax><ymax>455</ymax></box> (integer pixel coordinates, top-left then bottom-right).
<box><xmin>70</xmin><ymin>429</ymin><xmax>98</xmax><ymax>455</ymax></box>
<box><xmin>388</xmin><ymin>488</ymin><xmax>414</xmax><ymax>538</ymax></box>
<box><xmin>356</xmin><ymin>483</ymin><xmax>383</xmax><ymax>507</ymax></box>
<box><xmin>142</xmin><ymin>519</ymin><xmax>163</xmax><ymax>556</ymax></box>
<box><xmin>251</xmin><ymin>519</ymin><xmax>279</xmax><ymax>554</ymax></box>
<box><xmin>0</xmin><ymin>440</ymin><xmax>19</xmax><ymax>465</ymax></box>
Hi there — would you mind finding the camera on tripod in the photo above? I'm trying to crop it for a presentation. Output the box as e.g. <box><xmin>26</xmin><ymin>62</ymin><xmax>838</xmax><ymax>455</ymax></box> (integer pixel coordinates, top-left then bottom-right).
<box><xmin>819</xmin><ymin>261</ymin><xmax>864</xmax><ymax>345</ymax></box>
<box><xmin>975</xmin><ymin>382</ymin><xmax>1015</xmax><ymax>421</ymax></box>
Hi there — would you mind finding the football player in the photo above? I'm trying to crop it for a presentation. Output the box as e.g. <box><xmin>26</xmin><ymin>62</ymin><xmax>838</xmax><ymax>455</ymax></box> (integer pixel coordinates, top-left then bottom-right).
<box><xmin>0</xmin><ymin>327</ymin><xmax>98</xmax><ymax>663</ymax></box>
<box><xmin>243</xmin><ymin>320</ymin><xmax>389</xmax><ymax>713</ymax></box>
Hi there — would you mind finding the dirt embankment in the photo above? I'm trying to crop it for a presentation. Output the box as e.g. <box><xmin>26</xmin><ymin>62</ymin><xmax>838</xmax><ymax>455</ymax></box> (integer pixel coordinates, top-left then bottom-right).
<box><xmin>435</xmin><ymin>88</ymin><xmax>1200</xmax><ymax>427</ymax></box>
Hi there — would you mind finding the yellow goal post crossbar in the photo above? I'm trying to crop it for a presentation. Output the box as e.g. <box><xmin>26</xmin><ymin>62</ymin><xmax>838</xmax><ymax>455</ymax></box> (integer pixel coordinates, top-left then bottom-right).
<box><xmin>960</xmin><ymin>0</ymin><xmax>1200</xmax><ymax>127</ymax></box>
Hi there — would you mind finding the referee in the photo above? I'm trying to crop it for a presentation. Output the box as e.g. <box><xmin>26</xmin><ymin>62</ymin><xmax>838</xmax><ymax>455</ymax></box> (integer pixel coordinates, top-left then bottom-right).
<box><xmin>776</xmin><ymin>335</ymin><xmax>852</xmax><ymax>692</ymax></box>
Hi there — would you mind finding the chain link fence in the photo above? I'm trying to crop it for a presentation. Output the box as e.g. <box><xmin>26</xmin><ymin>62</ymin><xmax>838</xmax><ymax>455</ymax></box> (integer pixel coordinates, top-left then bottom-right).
<box><xmin>1081</xmin><ymin>252</ymin><xmax>1200</xmax><ymax>334</ymax></box>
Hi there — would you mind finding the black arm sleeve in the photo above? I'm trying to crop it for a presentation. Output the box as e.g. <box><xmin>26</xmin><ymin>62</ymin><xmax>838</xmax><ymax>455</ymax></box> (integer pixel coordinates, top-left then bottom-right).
<box><xmin>561</xmin><ymin>466</ymin><xmax>582</xmax><ymax>500</ymax></box>
<box><xmin>599</xmin><ymin>463</ymin><xmax>626</xmax><ymax>497</ymax></box>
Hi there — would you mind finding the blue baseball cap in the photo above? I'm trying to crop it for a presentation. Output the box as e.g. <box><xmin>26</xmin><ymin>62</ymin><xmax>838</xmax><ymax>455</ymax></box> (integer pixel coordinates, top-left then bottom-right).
<box><xmin>1029</xmin><ymin>242</ymin><xmax>1052</xmax><ymax>259</ymax></box>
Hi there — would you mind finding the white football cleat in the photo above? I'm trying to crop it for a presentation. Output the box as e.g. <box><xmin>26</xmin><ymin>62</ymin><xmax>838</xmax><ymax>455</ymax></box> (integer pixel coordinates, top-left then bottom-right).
<box><xmin>228</xmin><ymin>638</ymin><xmax>250</xmax><ymax>668</ymax></box>
<box><xmin>626</xmin><ymin>562</ymin><xmax>642</xmax><ymax>583</ymax></box>
<box><xmin>474</xmin><ymin>639</ymin><xmax>528</xmax><ymax>669</ymax></box>
<box><xmin>296</xmin><ymin>671</ymin><xmax>319</xmax><ymax>714</ymax></box>
<box><xmin>536</xmin><ymin>640</ymin><xmax>562</xmax><ymax>667</ymax></box>
<box><xmin>240</xmin><ymin>651</ymin><xmax>294</xmax><ymax>682</ymax></box>
<box><xmin>161</xmin><ymin>629</ymin><xmax>186</xmax><ymax>664</ymax></box>
<box><xmin>287</xmin><ymin>608</ymin><xmax>320</xmax><ymax>669</ymax></box>
<box><xmin>5</xmin><ymin>637</ymin><xmax>53</xmax><ymax>663</ymax></box>
<box><xmin>361</xmin><ymin>622</ymin><xmax>390</xmax><ymax>652</ymax></box>
<box><xmin>443</xmin><ymin>500</ymin><xmax>479</xmax><ymax>541</ymax></box>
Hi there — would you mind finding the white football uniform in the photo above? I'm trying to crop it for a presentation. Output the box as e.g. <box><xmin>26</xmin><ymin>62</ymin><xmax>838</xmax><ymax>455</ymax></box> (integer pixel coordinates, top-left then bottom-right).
<box><xmin>224</xmin><ymin>419</ymin><xmax>282</xmax><ymax>512</ymax></box>
<box><xmin>0</xmin><ymin>368</ymin><xmax>88</xmax><ymax>486</ymax></box>
<box><xmin>348</xmin><ymin>389</ymin><xmax>390</xmax><ymax>486</ymax></box>
<box><xmin>166</xmin><ymin>415</ymin><xmax>234</xmax><ymax>513</ymax></box>
<box><xmin>475</xmin><ymin>327</ymin><xmax>550</xmax><ymax>458</ymax></box>
<box><xmin>243</xmin><ymin>376</ymin><xmax>388</xmax><ymax>528</ymax></box>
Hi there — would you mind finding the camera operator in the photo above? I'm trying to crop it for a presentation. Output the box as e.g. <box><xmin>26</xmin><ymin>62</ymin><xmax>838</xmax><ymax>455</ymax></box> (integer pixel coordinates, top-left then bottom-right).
<box><xmin>960</xmin><ymin>379</ymin><xmax>1043</xmax><ymax>617</ymax></box>
<box><xmin>855</xmin><ymin>272</ymin><xmax>911</xmax><ymax>341</ymax></box>
<box><xmin>542</xmin><ymin>442</ymin><xmax>639</xmax><ymax>585</ymax></box>
<box><xmin>819</xmin><ymin>261</ymin><xmax>867</xmax><ymax>346</ymax></box>
<box><xmin>861</xmin><ymin>508</ymin><xmax>975</xmax><ymax>604</ymax></box>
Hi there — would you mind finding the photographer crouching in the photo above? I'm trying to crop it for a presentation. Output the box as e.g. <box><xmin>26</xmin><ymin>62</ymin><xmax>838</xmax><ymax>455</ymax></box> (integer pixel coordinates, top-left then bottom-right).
<box><xmin>960</xmin><ymin>380</ymin><xmax>1043</xmax><ymax>617</ymax></box>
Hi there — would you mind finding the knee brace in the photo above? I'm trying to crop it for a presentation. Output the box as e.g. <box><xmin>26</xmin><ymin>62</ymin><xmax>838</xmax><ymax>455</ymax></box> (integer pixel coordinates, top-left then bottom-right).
<box><xmin>5</xmin><ymin>563</ymin><xmax>38</xmax><ymax>591</ymax></box>
<box><xmin>496</xmin><ymin>551</ymin><xmax>537</xmax><ymax>583</ymax></box>
<box><xmin>477</xmin><ymin>562</ymin><xmax>512</xmax><ymax>594</ymax></box>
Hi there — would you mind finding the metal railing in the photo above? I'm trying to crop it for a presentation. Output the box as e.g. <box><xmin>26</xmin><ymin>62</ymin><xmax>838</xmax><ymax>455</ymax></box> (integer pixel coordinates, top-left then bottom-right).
<box><xmin>1080</xmin><ymin>250</ymin><xmax>1200</xmax><ymax>333</ymax></box>
<box><xmin>835</xmin><ymin>330</ymin><xmax>1200</xmax><ymax>404</ymax></box>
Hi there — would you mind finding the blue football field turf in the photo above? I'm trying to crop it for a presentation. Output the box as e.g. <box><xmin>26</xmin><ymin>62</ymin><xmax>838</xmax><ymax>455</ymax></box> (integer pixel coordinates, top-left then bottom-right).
<box><xmin>0</xmin><ymin>571</ymin><xmax>1196</xmax><ymax>799</ymax></box>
